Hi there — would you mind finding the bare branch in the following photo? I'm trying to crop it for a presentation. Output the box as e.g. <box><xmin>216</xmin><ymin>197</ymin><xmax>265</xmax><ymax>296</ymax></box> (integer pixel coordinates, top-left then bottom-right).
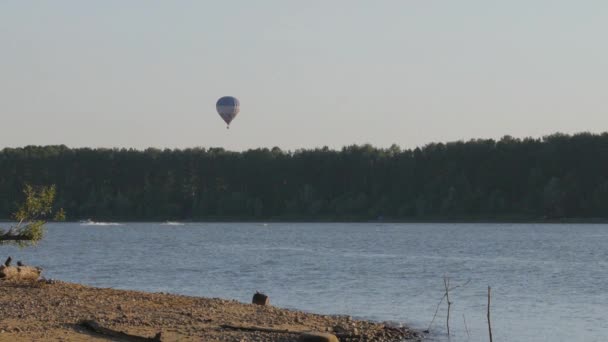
<box><xmin>444</xmin><ymin>275</ymin><xmax>451</xmax><ymax>337</ymax></box>
<box><xmin>448</xmin><ymin>278</ymin><xmax>471</xmax><ymax>292</ymax></box>
<box><xmin>488</xmin><ymin>286</ymin><xmax>493</xmax><ymax>342</ymax></box>
<box><xmin>463</xmin><ymin>313</ymin><xmax>470</xmax><ymax>339</ymax></box>
<box><xmin>425</xmin><ymin>276</ymin><xmax>472</xmax><ymax>335</ymax></box>
<box><xmin>425</xmin><ymin>293</ymin><xmax>447</xmax><ymax>332</ymax></box>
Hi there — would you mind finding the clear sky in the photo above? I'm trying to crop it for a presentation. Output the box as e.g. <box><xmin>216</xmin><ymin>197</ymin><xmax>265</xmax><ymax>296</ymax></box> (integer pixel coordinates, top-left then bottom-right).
<box><xmin>1</xmin><ymin>1</ymin><xmax>607</xmax><ymax>151</ymax></box>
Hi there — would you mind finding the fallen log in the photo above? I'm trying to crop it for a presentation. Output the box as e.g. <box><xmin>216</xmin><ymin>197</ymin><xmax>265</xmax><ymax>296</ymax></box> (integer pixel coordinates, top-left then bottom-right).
<box><xmin>219</xmin><ymin>324</ymin><xmax>341</xmax><ymax>341</ymax></box>
<box><xmin>0</xmin><ymin>265</ymin><xmax>41</xmax><ymax>281</ymax></box>
<box><xmin>219</xmin><ymin>324</ymin><xmax>296</xmax><ymax>334</ymax></box>
<box><xmin>79</xmin><ymin>320</ymin><xmax>162</xmax><ymax>342</ymax></box>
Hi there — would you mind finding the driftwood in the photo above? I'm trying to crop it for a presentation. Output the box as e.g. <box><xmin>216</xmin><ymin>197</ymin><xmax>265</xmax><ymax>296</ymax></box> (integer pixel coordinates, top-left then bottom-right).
<box><xmin>220</xmin><ymin>324</ymin><xmax>296</xmax><ymax>334</ymax></box>
<box><xmin>79</xmin><ymin>320</ymin><xmax>162</xmax><ymax>342</ymax></box>
<box><xmin>0</xmin><ymin>265</ymin><xmax>41</xmax><ymax>281</ymax></box>
<box><xmin>220</xmin><ymin>324</ymin><xmax>343</xmax><ymax>341</ymax></box>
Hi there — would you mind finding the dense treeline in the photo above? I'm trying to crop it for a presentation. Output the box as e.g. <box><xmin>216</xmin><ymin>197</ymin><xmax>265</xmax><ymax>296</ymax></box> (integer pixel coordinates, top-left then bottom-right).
<box><xmin>1</xmin><ymin>132</ymin><xmax>608</xmax><ymax>221</ymax></box>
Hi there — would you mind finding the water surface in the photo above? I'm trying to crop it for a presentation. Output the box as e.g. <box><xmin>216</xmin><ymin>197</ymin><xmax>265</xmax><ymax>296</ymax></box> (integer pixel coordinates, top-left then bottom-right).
<box><xmin>4</xmin><ymin>223</ymin><xmax>607</xmax><ymax>342</ymax></box>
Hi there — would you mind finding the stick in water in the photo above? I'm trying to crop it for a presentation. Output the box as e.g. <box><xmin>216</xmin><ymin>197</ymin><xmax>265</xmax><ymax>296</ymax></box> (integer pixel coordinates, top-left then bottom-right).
<box><xmin>444</xmin><ymin>275</ymin><xmax>451</xmax><ymax>337</ymax></box>
<box><xmin>425</xmin><ymin>277</ymin><xmax>471</xmax><ymax>334</ymax></box>
<box><xmin>425</xmin><ymin>293</ymin><xmax>446</xmax><ymax>333</ymax></box>
<box><xmin>487</xmin><ymin>286</ymin><xmax>493</xmax><ymax>342</ymax></box>
<box><xmin>463</xmin><ymin>313</ymin><xmax>470</xmax><ymax>339</ymax></box>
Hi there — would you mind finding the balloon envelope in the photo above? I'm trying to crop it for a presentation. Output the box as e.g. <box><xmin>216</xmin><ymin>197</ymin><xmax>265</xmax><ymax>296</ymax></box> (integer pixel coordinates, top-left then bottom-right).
<box><xmin>216</xmin><ymin>96</ymin><xmax>240</xmax><ymax>126</ymax></box>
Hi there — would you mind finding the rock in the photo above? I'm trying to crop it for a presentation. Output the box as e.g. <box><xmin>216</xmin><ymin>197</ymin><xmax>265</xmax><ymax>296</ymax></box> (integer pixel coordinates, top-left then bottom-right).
<box><xmin>298</xmin><ymin>332</ymin><xmax>339</xmax><ymax>342</ymax></box>
<box><xmin>252</xmin><ymin>292</ymin><xmax>269</xmax><ymax>306</ymax></box>
<box><xmin>333</xmin><ymin>325</ymin><xmax>348</xmax><ymax>334</ymax></box>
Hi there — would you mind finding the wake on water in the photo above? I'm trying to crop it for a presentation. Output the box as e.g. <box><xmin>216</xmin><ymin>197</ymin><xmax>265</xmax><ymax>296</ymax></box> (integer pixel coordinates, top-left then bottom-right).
<box><xmin>161</xmin><ymin>222</ymin><xmax>185</xmax><ymax>226</ymax></box>
<box><xmin>79</xmin><ymin>219</ymin><xmax>122</xmax><ymax>226</ymax></box>
<box><xmin>78</xmin><ymin>220</ymin><xmax>185</xmax><ymax>226</ymax></box>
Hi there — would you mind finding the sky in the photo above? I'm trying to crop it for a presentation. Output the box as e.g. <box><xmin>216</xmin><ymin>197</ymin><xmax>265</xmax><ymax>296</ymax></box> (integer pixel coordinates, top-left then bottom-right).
<box><xmin>1</xmin><ymin>1</ymin><xmax>607</xmax><ymax>151</ymax></box>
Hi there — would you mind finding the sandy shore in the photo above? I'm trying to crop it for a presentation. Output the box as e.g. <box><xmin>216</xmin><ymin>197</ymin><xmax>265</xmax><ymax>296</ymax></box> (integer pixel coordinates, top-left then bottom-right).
<box><xmin>0</xmin><ymin>280</ymin><xmax>421</xmax><ymax>341</ymax></box>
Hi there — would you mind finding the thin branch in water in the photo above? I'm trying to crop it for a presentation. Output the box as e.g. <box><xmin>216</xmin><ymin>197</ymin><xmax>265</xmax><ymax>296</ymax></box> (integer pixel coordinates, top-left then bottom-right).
<box><xmin>463</xmin><ymin>313</ymin><xmax>470</xmax><ymax>339</ymax></box>
<box><xmin>448</xmin><ymin>278</ymin><xmax>471</xmax><ymax>292</ymax></box>
<box><xmin>425</xmin><ymin>277</ymin><xmax>472</xmax><ymax>334</ymax></box>
<box><xmin>487</xmin><ymin>286</ymin><xmax>493</xmax><ymax>342</ymax></box>
<box><xmin>425</xmin><ymin>293</ymin><xmax>447</xmax><ymax>333</ymax></box>
<box><xmin>444</xmin><ymin>275</ymin><xmax>451</xmax><ymax>337</ymax></box>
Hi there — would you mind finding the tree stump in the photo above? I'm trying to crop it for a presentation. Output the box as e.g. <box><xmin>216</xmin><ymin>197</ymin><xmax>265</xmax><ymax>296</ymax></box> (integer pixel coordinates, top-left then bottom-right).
<box><xmin>252</xmin><ymin>292</ymin><xmax>269</xmax><ymax>306</ymax></box>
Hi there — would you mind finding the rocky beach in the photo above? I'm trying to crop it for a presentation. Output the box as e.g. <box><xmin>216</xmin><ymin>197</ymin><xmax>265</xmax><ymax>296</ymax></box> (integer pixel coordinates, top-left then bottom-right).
<box><xmin>0</xmin><ymin>279</ymin><xmax>420</xmax><ymax>342</ymax></box>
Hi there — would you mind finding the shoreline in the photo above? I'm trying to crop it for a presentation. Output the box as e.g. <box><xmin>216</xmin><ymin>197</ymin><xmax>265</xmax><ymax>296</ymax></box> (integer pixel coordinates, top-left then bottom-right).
<box><xmin>4</xmin><ymin>218</ymin><xmax>608</xmax><ymax>224</ymax></box>
<box><xmin>0</xmin><ymin>280</ymin><xmax>421</xmax><ymax>341</ymax></box>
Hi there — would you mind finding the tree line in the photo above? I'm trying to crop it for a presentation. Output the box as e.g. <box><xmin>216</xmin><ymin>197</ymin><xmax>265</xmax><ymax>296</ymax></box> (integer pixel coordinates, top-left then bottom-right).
<box><xmin>1</xmin><ymin>132</ymin><xmax>608</xmax><ymax>221</ymax></box>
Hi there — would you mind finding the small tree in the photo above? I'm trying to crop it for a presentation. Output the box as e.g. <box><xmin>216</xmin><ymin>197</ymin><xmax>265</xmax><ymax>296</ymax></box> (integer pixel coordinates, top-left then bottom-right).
<box><xmin>0</xmin><ymin>184</ymin><xmax>65</xmax><ymax>247</ymax></box>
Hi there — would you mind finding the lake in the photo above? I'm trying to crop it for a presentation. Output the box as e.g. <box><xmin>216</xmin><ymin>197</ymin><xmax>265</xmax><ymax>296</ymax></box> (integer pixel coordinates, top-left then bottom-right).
<box><xmin>3</xmin><ymin>222</ymin><xmax>607</xmax><ymax>341</ymax></box>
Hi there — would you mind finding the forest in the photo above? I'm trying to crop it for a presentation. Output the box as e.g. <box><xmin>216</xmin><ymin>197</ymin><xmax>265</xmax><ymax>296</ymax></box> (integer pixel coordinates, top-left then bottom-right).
<box><xmin>1</xmin><ymin>132</ymin><xmax>608</xmax><ymax>221</ymax></box>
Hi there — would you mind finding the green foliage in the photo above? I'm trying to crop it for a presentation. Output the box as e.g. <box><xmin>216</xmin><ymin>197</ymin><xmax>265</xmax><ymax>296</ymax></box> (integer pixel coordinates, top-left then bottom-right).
<box><xmin>0</xmin><ymin>133</ymin><xmax>607</xmax><ymax>221</ymax></box>
<box><xmin>0</xmin><ymin>184</ymin><xmax>65</xmax><ymax>247</ymax></box>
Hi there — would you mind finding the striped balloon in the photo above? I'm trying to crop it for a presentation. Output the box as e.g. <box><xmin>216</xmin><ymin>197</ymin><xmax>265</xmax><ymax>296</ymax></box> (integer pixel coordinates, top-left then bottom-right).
<box><xmin>216</xmin><ymin>96</ymin><xmax>240</xmax><ymax>128</ymax></box>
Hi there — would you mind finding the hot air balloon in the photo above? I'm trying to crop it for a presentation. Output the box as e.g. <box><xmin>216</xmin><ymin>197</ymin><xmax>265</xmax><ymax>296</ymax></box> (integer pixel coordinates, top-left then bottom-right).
<box><xmin>216</xmin><ymin>96</ymin><xmax>240</xmax><ymax>129</ymax></box>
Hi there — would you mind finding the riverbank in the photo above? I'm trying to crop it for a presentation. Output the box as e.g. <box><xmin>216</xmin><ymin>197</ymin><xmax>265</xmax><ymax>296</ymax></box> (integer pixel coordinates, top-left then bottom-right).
<box><xmin>0</xmin><ymin>280</ymin><xmax>420</xmax><ymax>341</ymax></box>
